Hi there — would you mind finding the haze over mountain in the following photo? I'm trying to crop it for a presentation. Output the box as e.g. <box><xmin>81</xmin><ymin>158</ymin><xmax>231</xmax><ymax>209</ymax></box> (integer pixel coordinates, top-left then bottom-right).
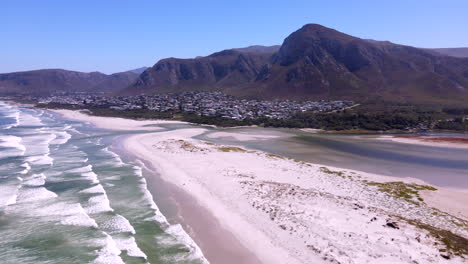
<box><xmin>126</xmin><ymin>67</ymin><xmax>149</xmax><ymax>74</ymax></box>
<box><xmin>0</xmin><ymin>69</ymin><xmax>139</xmax><ymax>95</ymax></box>
<box><xmin>122</xmin><ymin>24</ymin><xmax>468</xmax><ymax>104</ymax></box>
<box><xmin>232</xmin><ymin>45</ymin><xmax>281</xmax><ymax>54</ymax></box>
<box><xmin>430</xmin><ymin>48</ymin><xmax>468</xmax><ymax>58</ymax></box>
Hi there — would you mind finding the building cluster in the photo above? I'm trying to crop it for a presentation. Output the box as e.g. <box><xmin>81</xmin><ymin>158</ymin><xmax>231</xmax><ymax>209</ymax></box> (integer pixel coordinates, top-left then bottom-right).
<box><xmin>37</xmin><ymin>91</ymin><xmax>354</xmax><ymax>120</ymax></box>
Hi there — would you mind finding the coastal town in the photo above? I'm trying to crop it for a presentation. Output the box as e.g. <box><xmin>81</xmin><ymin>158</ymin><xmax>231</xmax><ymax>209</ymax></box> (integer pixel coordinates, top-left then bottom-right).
<box><xmin>30</xmin><ymin>91</ymin><xmax>354</xmax><ymax>120</ymax></box>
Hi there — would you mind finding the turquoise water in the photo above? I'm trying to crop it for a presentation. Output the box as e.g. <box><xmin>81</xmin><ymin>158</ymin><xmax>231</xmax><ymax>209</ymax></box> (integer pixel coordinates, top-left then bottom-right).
<box><xmin>0</xmin><ymin>101</ymin><xmax>206</xmax><ymax>264</ymax></box>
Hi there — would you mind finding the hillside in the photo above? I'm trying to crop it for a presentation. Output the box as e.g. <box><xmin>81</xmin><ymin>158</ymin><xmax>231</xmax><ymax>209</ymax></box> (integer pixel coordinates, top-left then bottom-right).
<box><xmin>0</xmin><ymin>69</ymin><xmax>139</xmax><ymax>95</ymax></box>
<box><xmin>123</xmin><ymin>24</ymin><xmax>468</xmax><ymax>104</ymax></box>
<box><xmin>120</xmin><ymin>49</ymin><xmax>273</xmax><ymax>95</ymax></box>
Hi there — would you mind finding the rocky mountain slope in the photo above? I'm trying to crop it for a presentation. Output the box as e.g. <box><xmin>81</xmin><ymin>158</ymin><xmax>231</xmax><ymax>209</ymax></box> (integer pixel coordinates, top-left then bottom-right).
<box><xmin>123</xmin><ymin>24</ymin><xmax>468</xmax><ymax>104</ymax></box>
<box><xmin>120</xmin><ymin>49</ymin><xmax>273</xmax><ymax>95</ymax></box>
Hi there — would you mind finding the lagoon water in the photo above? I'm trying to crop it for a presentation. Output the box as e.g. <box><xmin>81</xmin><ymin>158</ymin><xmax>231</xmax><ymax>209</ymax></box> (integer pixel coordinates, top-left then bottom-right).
<box><xmin>195</xmin><ymin>127</ymin><xmax>468</xmax><ymax>188</ymax></box>
<box><xmin>0</xmin><ymin>101</ymin><xmax>206</xmax><ymax>264</ymax></box>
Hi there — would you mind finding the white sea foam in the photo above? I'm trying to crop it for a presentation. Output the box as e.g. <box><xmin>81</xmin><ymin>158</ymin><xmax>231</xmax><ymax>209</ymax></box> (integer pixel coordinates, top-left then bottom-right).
<box><xmin>67</xmin><ymin>165</ymin><xmax>94</xmax><ymax>174</ymax></box>
<box><xmin>133</xmin><ymin>164</ymin><xmax>170</xmax><ymax>224</ymax></box>
<box><xmin>82</xmin><ymin>171</ymin><xmax>99</xmax><ymax>184</ymax></box>
<box><xmin>102</xmin><ymin>147</ymin><xmax>125</xmax><ymax>166</ymax></box>
<box><xmin>93</xmin><ymin>234</ymin><xmax>125</xmax><ymax>264</ymax></box>
<box><xmin>25</xmin><ymin>154</ymin><xmax>54</xmax><ymax>165</ymax></box>
<box><xmin>18</xmin><ymin>111</ymin><xmax>43</xmax><ymax>127</ymax></box>
<box><xmin>67</xmin><ymin>165</ymin><xmax>99</xmax><ymax>183</ymax></box>
<box><xmin>101</xmin><ymin>214</ymin><xmax>136</xmax><ymax>234</ymax></box>
<box><xmin>165</xmin><ymin>224</ymin><xmax>210</xmax><ymax>264</ymax></box>
<box><xmin>22</xmin><ymin>133</ymin><xmax>56</xmax><ymax>157</ymax></box>
<box><xmin>23</xmin><ymin>173</ymin><xmax>46</xmax><ymax>187</ymax></box>
<box><xmin>0</xmin><ymin>135</ymin><xmax>25</xmax><ymax>150</ymax></box>
<box><xmin>50</xmin><ymin>131</ymin><xmax>72</xmax><ymax>145</ymax></box>
<box><xmin>114</xmin><ymin>236</ymin><xmax>147</xmax><ymax>259</ymax></box>
<box><xmin>7</xmin><ymin>197</ymin><xmax>99</xmax><ymax>228</ymax></box>
<box><xmin>80</xmin><ymin>184</ymin><xmax>106</xmax><ymax>194</ymax></box>
<box><xmin>16</xmin><ymin>186</ymin><xmax>57</xmax><ymax>203</ymax></box>
<box><xmin>133</xmin><ymin>160</ymin><xmax>209</xmax><ymax>263</ymax></box>
<box><xmin>65</xmin><ymin>125</ymin><xmax>84</xmax><ymax>135</ymax></box>
<box><xmin>0</xmin><ymin>149</ymin><xmax>23</xmax><ymax>160</ymax></box>
<box><xmin>0</xmin><ymin>184</ymin><xmax>20</xmax><ymax>207</ymax></box>
<box><xmin>19</xmin><ymin>162</ymin><xmax>31</xmax><ymax>174</ymax></box>
<box><xmin>20</xmin><ymin>132</ymin><xmax>56</xmax><ymax>166</ymax></box>
<box><xmin>51</xmin><ymin>149</ymin><xmax>88</xmax><ymax>166</ymax></box>
<box><xmin>58</xmin><ymin>203</ymin><xmax>98</xmax><ymax>228</ymax></box>
<box><xmin>0</xmin><ymin>135</ymin><xmax>26</xmax><ymax>158</ymax></box>
<box><xmin>6</xmin><ymin>194</ymin><xmax>18</xmax><ymax>206</ymax></box>
<box><xmin>84</xmin><ymin>194</ymin><xmax>114</xmax><ymax>214</ymax></box>
<box><xmin>2</xmin><ymin>110</ymin><xmax>20</xmax><ymax>129</ymax></box>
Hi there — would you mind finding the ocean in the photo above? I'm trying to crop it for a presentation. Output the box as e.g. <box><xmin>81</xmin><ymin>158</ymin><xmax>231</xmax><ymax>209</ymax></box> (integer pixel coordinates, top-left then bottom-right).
<box><xmin>0</xmin><ymin>101</ymin><xmax>207</xmax><ymax>264</ymax></box>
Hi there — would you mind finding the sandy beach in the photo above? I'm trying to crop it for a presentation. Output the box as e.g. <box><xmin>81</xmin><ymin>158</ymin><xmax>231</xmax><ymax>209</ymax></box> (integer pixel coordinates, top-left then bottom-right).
<box><xmin>53</xmin><ymin>109</ymin><xmax>468</xmax><ymax>263</ymax></box>
<box><xmin>378</xmin><ymin>135</ymin><xmax>468</xmax><ymax>149</ymax></box>
<box><xmin>53</xmin><ymin>109</ymin><xmax>184</xmax><ymax>130</ymax></box>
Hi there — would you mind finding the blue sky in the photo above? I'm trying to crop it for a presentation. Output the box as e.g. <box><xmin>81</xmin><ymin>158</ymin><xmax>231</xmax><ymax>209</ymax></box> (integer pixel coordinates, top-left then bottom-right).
<box><xmin>2</xmin><ymin>0</ymin><xmax>467</xmax><ymax>74</ymax></box>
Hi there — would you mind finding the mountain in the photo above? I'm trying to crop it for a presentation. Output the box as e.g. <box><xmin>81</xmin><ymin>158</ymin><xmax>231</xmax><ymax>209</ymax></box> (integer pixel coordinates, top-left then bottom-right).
<box><xmin>127</xmin><ymin>67</ymin><xmax>149</xmax><ymax>74</ymax></box>
<box><xmin>0</xmin><ymin>69</ymin><xmax>139</xmax><ymax>95</ymax></box>
<box><xmin>122</xmin><ymin>24</ymin><xmax>468</xmax><ymax>104</ymax></box>
<box><xmin>120</xmin><ymin>49</ymin><xmax>273</xmax><ymax>95</ymax></box>
<box><xmin>430</xmin><ymin>48</ymin><xmax>468</xmax><ymax>58</ymax></box>
<box><xmin>253</xmin><ymin>24</ymin><xmax>468</xmax><ymax>102</ymax></box>
<box><xmin>233</xmin><ymin>45</ymin><xmax>280</xmax><ymax>54</ymax></box>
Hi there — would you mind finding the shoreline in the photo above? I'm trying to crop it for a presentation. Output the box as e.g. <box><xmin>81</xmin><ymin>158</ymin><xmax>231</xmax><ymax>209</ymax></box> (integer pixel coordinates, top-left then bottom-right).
<box><xmin>378</xmin><ymin>135</ymin><xmax>468</xmax><ymax>149</ymax></box>
<box><xmin>50</xmin><ymin>109</ymin><xmax>468</xmax><ymax>263</ymax></box>
<box><xmin>111</xmin><ymin>136</ymin><xmax>262</xmax><ymax>264</ymax></box>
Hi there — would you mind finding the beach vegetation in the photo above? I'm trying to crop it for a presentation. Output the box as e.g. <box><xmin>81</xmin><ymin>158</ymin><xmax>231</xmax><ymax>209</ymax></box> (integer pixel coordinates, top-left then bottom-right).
<box><xmin>266</xmin><ymin>153</ymin><xmax>286</xmax><ymax>159</ymax></box>
<box><xmin>366</xmin><ymin>181</ymin><xmax>437</xmax><ymax>205</ymax></box>
<box><xmin>217</xmin><ymin>146</ymin><xmax>248</xmax><ymax>152</ymax></box>
<box><xmin>320</xmin><ymin>167</ymin><xmax>345</xmax><ymax>177</ymax></box>
<box><xmin>176</xmin><ymin>140</ymin><xmax>204</xmax><ymax>152</ymax></box>
<box><xmin>403</xmin><ymin>218</ymin><xmax>468</xmax><ymax>259</ymax></box>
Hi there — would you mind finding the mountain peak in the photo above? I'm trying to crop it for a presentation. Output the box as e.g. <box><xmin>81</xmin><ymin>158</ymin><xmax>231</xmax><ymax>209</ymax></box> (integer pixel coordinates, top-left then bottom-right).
<box><xmin>299</xmin><ymin>23</ymin><xmax>331</xmax><ymax>31</ymax></box>
<box><xmin>291</xmin><ymin>23</ymin><xmax>357</xmax><ymax>41</ymax></box>
<box><xmin>274</xmin><ymin>24</ymin><xmax>360</xmax><ymax>66</ymax></box>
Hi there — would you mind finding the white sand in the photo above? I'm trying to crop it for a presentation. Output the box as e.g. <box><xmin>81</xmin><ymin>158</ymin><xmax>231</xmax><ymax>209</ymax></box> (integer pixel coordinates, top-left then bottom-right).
<box><xmin>378</xmin><ymin>135</ymin><xmax>468</xmax><ymax>149</ymax></box>
<box><xmin>124</xmin><ymin>130</ymin><xmax>468</xmax><ymax>263</ymax></box>
<box><xmin>51</xmin><ymin>109</ymin><xmax>184</xmax><ymax>130</ymax></box>
<box><xmin>54</xmin><ymin>110</ymin><xmax>468</xmax><ymax>263</ymax></box>
<box><xmin>205</xmin><ymin>131</ymin><xmax>283</xmax><ymax>141</ymax></box>
<box><xmin>300</xmin><ymin>128</ymin><xmax>323</xmax><ymax>133</ymax></box>
<box><xmin>420</xmin><ymin>188</ymin><xmax>468</xmax><ymax>220</ymax></box>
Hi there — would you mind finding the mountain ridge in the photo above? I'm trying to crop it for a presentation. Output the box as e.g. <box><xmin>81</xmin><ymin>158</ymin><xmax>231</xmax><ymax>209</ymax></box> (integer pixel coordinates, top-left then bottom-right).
<box><xmin>122</xmin><ymin>24</ymin><xmax>468</xmax><ymax>104</ymax></box>
<box><xmin>0</xmin><ymin>69</ymin><xmax>139</xmax><ymax>95</ymax></box>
